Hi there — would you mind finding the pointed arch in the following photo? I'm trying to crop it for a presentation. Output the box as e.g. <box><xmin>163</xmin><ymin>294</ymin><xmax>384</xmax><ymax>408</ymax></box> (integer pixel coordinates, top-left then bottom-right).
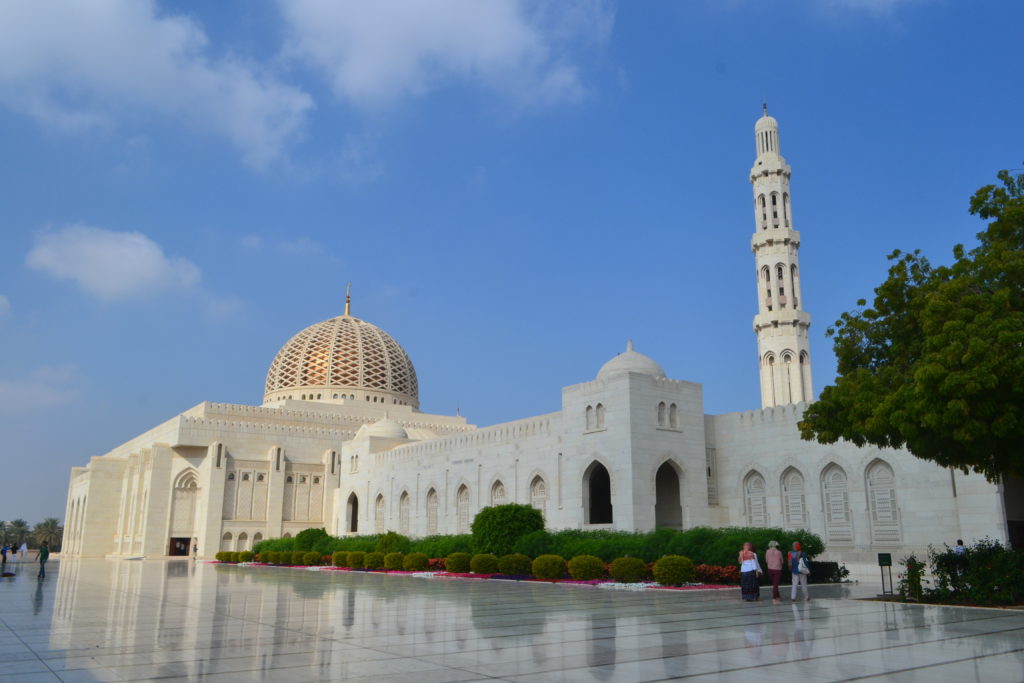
<box><xmin>821</xmin><ymin>463</ymin><xmax>852</xmax><ymax>543</ymax></box>
<box><xmin>220</xmin><ymin>532</ymin><xmax>232</xmax><ymax>551</ymax></box>
<box><xmin>744</xmin><ymin>470</ymin><xmax>767</xmax><ymax>527</ymax></box>
<box><xmin>374</xmin><ymin>494</ymin><xmax>385</xmax><ymax>534</ymax></box>
<box><xmin>780</xmin><ymin>467</ymin><xmax>806</xmax><ymax>529</ymax></box>
<box><xmin>657</xmin><ymin>401</ymin><xmax>667</xmax><ymax>427</ymax></box>
<box><xmin>425</xmin><ymin>488</ymin><xmax>439</xmax><ymax>535</ymax></box>
<box><xmin>399</xmin><ymin>491</ymin><xmax>411</xmax><ymax>534</ymax></box>
<box><xmin>529</xmin><ymin>475</ymin><xmax>548</xmax><ymax>520</ymax></box>
<box><xmin>866</xmin><ymin>459</ymin><xmax>901</xmax><ymax>543</ymax></box>
<box><xmin>456</xmin><ymin>485</ymin><xmax>471</xmax><ymax>534</ymax></box>
<box><xmin>669</xmin><ymin>403</ymin><xmax>679</xmax><ymax>429</ymax></box>
<box><xmin>585</xmin><ymin>405</ymin><xmax>594</xmax><ymax>430</ymax></box>
<box><xmin>490</xmin><ymin>480</ymin><xmax>506</xmax><ymax>506</ymax></box>
<box><xmin>237</xmin><ymin>531</ymin><xmax>248</xmax><ymax>551</ymax></box>
<box><xmin>654</xmin><ymin>459</ymin><xmax>683</xmax><ymax>529</ymax></box>
<box><xmin>346</xmin><ymin>492</ymin><xmax>359</xmax><ymax>533</ymax></box>
<box><xmin>595</xmin><ymin>403</ymin><xmax>606</xmax><ymax>429</ymax></box>
<box><xmin>799</xmin><ymin>351</ymin><xmax>812</xmax><ymax>402</ymax></box>
<box><xmin>583</xmin><ymin>461</ymin><xmax>613</xmax><ymax>524</ymax></box>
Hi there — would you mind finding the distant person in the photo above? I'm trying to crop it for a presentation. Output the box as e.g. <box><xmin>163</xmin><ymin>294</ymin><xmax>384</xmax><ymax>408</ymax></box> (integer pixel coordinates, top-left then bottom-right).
<box><xmin>789</xmin><ymin>541</ymin><xmax>810</xmax><ymax>602</ymax></box>
<box><xmin>738</xmin><ymin>542</ymin><xmax>762</xmax><ymax>602</ymax></box>
<box><xmin>765</xmin><ymin>540</ymin><xmax>784</xmax><ymax>603</ymax></box>
<box><xmin>1</xmin><ymin>544</ymin><xmax>7</xmax><ymax>566</ymax></box>
<box><xmin>37</xmin><ymin>541</ymin><xmax>49</xmax><ymax>579</ymax></box>
<box><xmin>193</xmin><ymin>542</ymin><xmax>198</xmax><ymax>560</ymax></box>
<box><xmin>953</xmin><ymin>539</ymin><xmax>966</xmax><ymax>555</ymax></box>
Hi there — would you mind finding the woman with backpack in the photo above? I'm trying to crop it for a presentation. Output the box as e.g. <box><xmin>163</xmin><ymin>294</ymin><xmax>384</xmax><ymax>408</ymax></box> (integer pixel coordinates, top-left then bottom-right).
<box><xmin>789</xmin><ymin>541</ymin><xmax>810</xmax><ymax>601</ymax></box>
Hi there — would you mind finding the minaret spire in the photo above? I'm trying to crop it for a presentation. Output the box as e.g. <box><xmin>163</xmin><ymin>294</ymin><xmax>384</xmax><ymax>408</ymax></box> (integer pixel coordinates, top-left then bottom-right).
<box><xmin>749</xmin><ymin>109</ymin><xmax>813</xmax><ymax>408</ymax></box>
<box><xmin>344</xmin><ymin>282</ymin><xmax>352</xmax><ymax>316</ymax></box>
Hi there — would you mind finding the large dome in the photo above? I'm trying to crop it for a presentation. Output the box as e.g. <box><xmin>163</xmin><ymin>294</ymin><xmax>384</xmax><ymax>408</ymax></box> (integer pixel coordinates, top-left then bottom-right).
<box><xmin>597</xmin><ymin>340</ymin><xmax>666</xmax><ymax>381</ymax></box>
<box><xmin>264</xmin><ymin>312</ymin><xmax>419</xmax><ymax>408</ymax></box>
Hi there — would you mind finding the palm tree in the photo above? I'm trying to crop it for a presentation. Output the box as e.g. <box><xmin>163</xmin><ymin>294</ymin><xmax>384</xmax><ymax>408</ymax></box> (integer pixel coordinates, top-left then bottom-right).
<box><xmin>33</xmin><ymin>518</ymin><xmax>64</xmax><ymax>551</ymax></box>
<box><xmin>6</xmin><ymin>519</ymin><xmax>29</xmax><ymax>547</ymax></box>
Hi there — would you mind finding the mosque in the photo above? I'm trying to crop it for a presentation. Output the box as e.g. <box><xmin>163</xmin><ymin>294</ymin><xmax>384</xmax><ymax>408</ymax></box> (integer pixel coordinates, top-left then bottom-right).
<box><xmin>62</xmin><ymin>111</ymin><xmax>1021</xmax><ymax>564</ymax></box>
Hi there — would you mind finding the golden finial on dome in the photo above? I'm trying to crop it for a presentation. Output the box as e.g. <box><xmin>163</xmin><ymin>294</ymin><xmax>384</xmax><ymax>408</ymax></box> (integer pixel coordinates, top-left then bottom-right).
<box><xmin>344</xmin><ymin>282</ymin><xmax>352</xmax><ymax>316</ymax></box>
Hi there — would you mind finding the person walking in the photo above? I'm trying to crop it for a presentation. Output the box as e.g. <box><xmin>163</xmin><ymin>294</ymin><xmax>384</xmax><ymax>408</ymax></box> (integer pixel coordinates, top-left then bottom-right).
<box><xmin>37</xmin><ymin>541</ymin><xmax>49</xmax><ymax>579</ymax></box>
<box><xmin>953</xmin><ymin>539</ymin><xmax>966</xmax><ymax>555</ymax></box>
<box><xmin>1</xmin><ymin>544</ymin><xmax>7</xmax><ymax>567</ymax></box>
<box><xmin>765</xmin><ymin>540</ymin><xmax>784</xmax><ymax>603</ymax></box>
<box><xmin>789</xmin><ymin>541</ymin><xmax>810</xmax><ymax>601</ymax></box>
<box><xmin>738</xmin><ymin>542</ymin><xmax>763</xmax><ymax>601</ymax></box>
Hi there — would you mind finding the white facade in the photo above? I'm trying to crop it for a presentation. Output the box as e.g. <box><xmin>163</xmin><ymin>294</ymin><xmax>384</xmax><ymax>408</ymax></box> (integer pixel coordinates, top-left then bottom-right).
<box><xmin>64</xmin><ymin>111</ymin><xmax>1020</xmax><ymax>564</ymax></box>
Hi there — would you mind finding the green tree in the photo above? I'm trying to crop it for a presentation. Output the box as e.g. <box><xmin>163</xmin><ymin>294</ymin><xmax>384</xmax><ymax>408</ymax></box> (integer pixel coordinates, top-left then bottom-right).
<box><xmin>0</xmin><ymin>520</ymin><xmax>7</xmax><ymax>545</ymax></box>
<box><xmin>6</xmin><ymin>519</ymin><xmax>29</xmax><ymax>546</ymax></box>
<box><xmin>800</xmin><ymin>171</ymin><xmax>1024</xmax><ymax>481</ymax></box>
<box><xmin>33</xmin><ymin>518</ymin><xmax>64</xmax><ymax>550</ymax></box>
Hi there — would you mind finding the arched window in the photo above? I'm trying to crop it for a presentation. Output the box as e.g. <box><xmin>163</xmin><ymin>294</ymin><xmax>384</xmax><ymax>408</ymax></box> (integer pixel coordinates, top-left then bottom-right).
<box><xmin>657</xmin><ymin>402</ymin><xmax>667</xmax><ymax>427</ymax></box>
<box><xmin>669</xmin><ymin>403</ymin><xmax>679</xmax><ymax>429</ymax></box>
<box><xmin>744</xmin><ymin>471</ymin><xmax>767</xmax><ymax>527</ymax></box>
<box><xmin>583</xmin><ymin>462</ymin><xmax>613</xmax><ymax>524</ymax></box>
<box><xmin>763</xmin><ymin>353</ymin><xmax>777</xmax><ymax>406</ymax></box>
<box><xmin>426</xmin><ymin>489</ymin><xmax>439</xmax><ymax>535</ymax></box>
<box><xmin>782</xmin><ymin>352</ymin><xmax>795</xmax><ymax>404</ymax></box>
<box><xmin>759</xmin><ymin>194</ymin><xmax>767</xmax><ymax>229</ymax></box>
<box><xmin>595</xmin><ymin>403</ymin><xmax>605</xmax><ymax>429</ymax></box>
<box><xmin>171</xmin><ymin>470</ymin><xmax>199</xmax><ymax>539</ymax></box>
<box><xmin>585</xmin><ymin>405</ymin><xmax>594</xmax><ymax>430</ymax></box>
<box><xmin>530</xmin><ymin>476</ymin><xmax>547</xmax><ymax>519</ymax></box>
<box><xmin>867</xmin><ymin>460</ymin><xmax>901</xmax><ymax>543</ymax></box>
<box><xmin>227</xmin><ymin>472</ymin><xmax>235</xmax><ymax>481</ymax></box>
<box><xmin>781</xmin><ymin>467</ymin><xmax>805</xmax><ymax>529</ymax></box>
<box><xmin>242</xmin><ymin>473</ymin><xmax>250</xmax><ymax>481</ymax></box>
<box><xmin>237</xmin><ymin>531</ymin><xmax>248</xmax><ymax>551</ymax></box>
<box><xmin>375</xmin><ymin>495</ymin><xmax>385</xmax><ymax>533</ymax></box>
<box><xmin>821</xmin><ymin>465</ymin><xmax>852</xmax><ymax>543</ymax></box>
<box><xmin>783</xmin><ymin>192</ymin><xmax>791</xmax><ymax>227</ymax></box>
<box><xmin>490</xmin><ymin>480</ymin><xmax>506</xmax><ymax>506</ymax></box>
<box><xmin>399</xmin><ymin>492</ymin><xmax>410</xmax><ymax>534</ymax></box>
<box><xmin>456</xmin><ymin>485</ymin><xmax>471</xmax><ymax>534</ymax></box>
<box><xmin>286</xmin><ymin>476</ymin><xmax>293</xmax><ymax>483</ymax></box>
<box><xmin>220</xmin><ymin>532</ymin><xmax>232</xmax><ymax>551</ymax></box>
<box><xmin>771</xmin><ymin>192</ymin><xmax>779</xmax><ymax>225</ymax></box>
<box><xmin>790</xmin><ymin>264</ymin><xmax>800</xmax><ymax>309</ymax></box>
<box><xmin>253</xmin><ymin>532</ymin><xmax>263</xmax><ymax>546</ymax></box>
<box><xmin>346</xmin><ymin>492</ymin><xmax>359</xmax><ymax>533</ymax></box>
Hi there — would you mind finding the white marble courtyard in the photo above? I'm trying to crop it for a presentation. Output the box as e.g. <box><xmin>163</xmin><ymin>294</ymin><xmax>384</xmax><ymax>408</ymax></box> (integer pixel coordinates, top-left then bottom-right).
<box><xmin>1</xmin><ymin>559</ymin><xmax>1023</xmax><ymax>682</ymax></box>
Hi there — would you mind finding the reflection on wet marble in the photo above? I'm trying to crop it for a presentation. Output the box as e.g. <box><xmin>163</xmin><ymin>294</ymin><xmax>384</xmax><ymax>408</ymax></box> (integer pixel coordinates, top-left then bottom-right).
<box><xmin>0</xmin><ymin>560</ymin><xmax>1022</xmax><ymax>682</ymax></box>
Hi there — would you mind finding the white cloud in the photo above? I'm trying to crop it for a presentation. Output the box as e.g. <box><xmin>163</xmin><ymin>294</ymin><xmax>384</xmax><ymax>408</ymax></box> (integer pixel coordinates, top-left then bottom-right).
<box><xmin>0</xmin><ymin>295</ymin><xmax>9</xmax><ymax>317</ymax></box>
<box><xmin>27</xmin><ymin>224</ymin><xmax>200</xmax><ymax>301</ymax></box>
<box><xmin>0</xmin><ymin>365</ymin><xmax>77</xmax><ymax>411</ymax></box>
<box><xmin>819</xmin><ymin>0</ymin><xmax>926</xmax><ymax>14</ymax></box>
<box><xmin>0</xmin><ymin>2</ymin><xmax>313</xmax><ymax>167</ymax></box>
<box><xmin>278</xmin><ymin>0</ymin><xmax>613</xmax><ymax>107</ymax></box>
<box><xmin>279</xmin><ymin>237</ymin><xmax>324</xmax><ymax>255</ymax></box>
<box><xmin>240</xmin><ymin>235</ymin><xmax>264</xmax><ymax>249</ymax></box>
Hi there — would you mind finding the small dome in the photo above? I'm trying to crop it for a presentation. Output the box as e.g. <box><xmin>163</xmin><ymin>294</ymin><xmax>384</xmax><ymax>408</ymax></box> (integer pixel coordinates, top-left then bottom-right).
<box><xmin>755</xmin><ymin>113</ymin><xmax>778</xmax><ymax>131</ymax></box>
<box><xmin>597</xmin><ymin>340</ymin><xmax>666</xmax><ymax>380</ymax></box>
<box><xmin>361</xmin><ymin>418</ymin><xmax>408</xmax><ymax>440</ymax></box>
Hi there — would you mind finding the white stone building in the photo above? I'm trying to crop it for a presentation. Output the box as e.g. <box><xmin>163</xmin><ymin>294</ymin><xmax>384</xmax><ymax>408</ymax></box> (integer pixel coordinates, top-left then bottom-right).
<box><xmin>63</xmin><ymin>111</ymin><xmax>1022</xmax><ymax>564</ymax></box>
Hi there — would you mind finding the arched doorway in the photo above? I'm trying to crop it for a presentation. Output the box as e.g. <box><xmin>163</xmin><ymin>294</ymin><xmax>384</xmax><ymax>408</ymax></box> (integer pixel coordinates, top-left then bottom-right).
<box><xmin>654</xmin><ymin>462</ymin><xmax>682</xmax><ymax>528</ymax></box>
<box><xmin>583</xmin><ymin>462</ymin><xmax>612</xmax><ymax>524</ymax></box>
<box><xmin>346</xmin><ymin>493</ymin><xmax>359</xmax><ymax>533</ymax></box>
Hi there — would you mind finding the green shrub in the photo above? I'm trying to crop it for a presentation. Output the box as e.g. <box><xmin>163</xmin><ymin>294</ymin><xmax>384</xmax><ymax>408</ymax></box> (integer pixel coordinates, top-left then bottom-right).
<box><xmin>568</xmin><ymin>555</ymin><xmax>606</xmax><ymax>581</ymax></box>
<box><xmin>291</xmin><ymin>551</ymin><xmax>306</xmax><ymax>565</ymax></box>
<box><xmin>498</xmin><ymin>553</ymin><xmax>533</xmax><ymax>576</ymax></box>
<box><xmin>446</xmin><ymin>552</ymin><xmax>472</xmax><ymax>573</ymax></box>
<box><xmin>346</xmin><ymin>551</ymin><xmax>366</xmax><ymax>569</ymax></box>
<box><xmin>265</xmin><ymin>551</ymin><xmax>278</xmax><ymax>564</ymax></box>
<box><xmin>898</xmin><ymin>555</ymin><xmax>926</xmax><ymax>601</ymax></box>
<box><xmin>513</xmin><ymin>529</ymin><xmax>554</xmax><ymax>558</ymax></box>
<box><xmin>252</xmin><ymin>537</ymin><xmax>296</xmax><ymax>555</ymax></box>
<box><xmin>238</xmin><ymin>551</ymin><xmax>254</xmax><ymax>563</ymax></box>
<box><xmin>403</xmin><ymin>552</ymin><xmax>429</xmax><ymax>571</ymax></box>
<box><xmin>610</xmin><ymin>557</ymin><xmax>648</xmax><ymax>583</ymax></box>
<box><xmin>230</xmin><ymin>552</ymin><xmax>241</xmax><ymax>563</ymax></box>
<box><xmin>653</xmin><ymin>555</ymin><xmax>695</xmax><ymax>586</ymax></box>
<box><xmin>364</xmin><ymin>551</ymin><xmax>385</xmax><ymax>570</ymax></box>
<box><xmin>330</xmin><ymin>551</ymin><xmax>346</xmax><ymax>567</ymax></box>
<box><xmin>532</xmin><ymin>554</ymin><xmax>567</xmax><ymax>580</ymax></box>
<box><xmin>215</xmin><ymin>551</ymin><xmax>228</xmax><ymax>562</ymax></box>
<box><xmin>409</xmin><ymin>534</ymin><xmax>473</xmax><ymax>558</ymax></box>
<box><xmin>375</xmin><ymin>531</ymin><xmax>411</xmax><ymax>554</ymax></box>
<box><xmin>303</xmin><ymin>551</ymin><xmax>321</xmax><ymax>566</ymax></box>
<box><xmin>256</xmin><ymin>551</ymin><xmax>269</xmax><ymax>563</ymax></box>
<box><xmin>470</xmin><ymin>553</ymin><xmax>499</xmax><ymax>574</ymax></box>
<box><xmin>384</xmin><ymin>552</ymin><xmax>405</xmax><ymax>570</ymax></box>
<box><xmin>471</xmin><ymin>504</ymin><xmax>546</xmax><ymax>556</ymax></box>
<box><xmin>294</xmin><ymin>527</ymin><xmax>329</xmax><ymax>551</ymax></box>
<box><xmin>928</xmin><ymin>539</ymin><xmax>1024</xmax><ymax>606</ymax></box>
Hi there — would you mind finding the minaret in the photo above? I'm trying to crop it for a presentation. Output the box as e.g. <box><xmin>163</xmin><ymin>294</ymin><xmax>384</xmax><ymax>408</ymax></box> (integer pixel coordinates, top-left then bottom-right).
<box><xmin>750</xmin><ymin>106</ymin><xmax>813</xmax><ymax>408</ymax></box>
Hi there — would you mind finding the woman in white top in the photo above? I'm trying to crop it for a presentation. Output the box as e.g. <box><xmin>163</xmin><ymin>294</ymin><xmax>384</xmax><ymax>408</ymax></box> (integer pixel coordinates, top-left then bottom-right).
<box><xmin>738</xmin><ymin>542</ymin><xmax>762</xmax><ymax>601</ymax></box>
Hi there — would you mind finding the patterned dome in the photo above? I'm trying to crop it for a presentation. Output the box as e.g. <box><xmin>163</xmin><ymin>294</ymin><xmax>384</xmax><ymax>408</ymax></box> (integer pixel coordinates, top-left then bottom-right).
<box><xmin>264</xmin><ymin>313</ymin><xmax>419</xmax><ymax>408</ymax></box>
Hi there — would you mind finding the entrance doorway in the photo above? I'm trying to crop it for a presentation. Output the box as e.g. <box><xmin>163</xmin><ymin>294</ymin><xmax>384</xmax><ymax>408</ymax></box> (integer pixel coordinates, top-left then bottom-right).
<box><xmin>168</xmin><ymin>537</ymin><xmax>191</xmax><ymax>556</ymax></box>
<box><xmin>347</xmin><ymin>493</ymin><xmax>359</xmax><ymax>533</ymax></box>
<box><xmin>1004</xmin><ymin>475</ymin><xmax>1024</xmax><ymax>550</ymax></box>
<box><xmin>583</xmin><ymin>461</ymin><xmax>613</xmax><ymax>524</ymax></box>
<box><xmin>654</xmin><ymin>462</ymin><xmax>683</xmax><ymax>528</ymax></box>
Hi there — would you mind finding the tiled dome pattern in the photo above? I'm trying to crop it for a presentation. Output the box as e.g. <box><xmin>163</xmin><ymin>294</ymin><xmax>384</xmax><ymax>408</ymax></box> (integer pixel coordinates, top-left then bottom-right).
<box><xmin>264</xmin><ymin>315</ymin><xmax>418</xmax><ymax>405</ymax></box>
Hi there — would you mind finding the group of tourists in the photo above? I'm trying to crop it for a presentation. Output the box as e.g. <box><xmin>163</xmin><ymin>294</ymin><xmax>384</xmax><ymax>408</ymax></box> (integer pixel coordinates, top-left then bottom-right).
<box><xmin>1</xmin><ymin>541</ymin><xmax>50</xmax><ymax>579</ymax></box>
<box><xmin>738</xmin><ymin>540</ymin><xmax>811</xmax><ymax>603</ymax></box>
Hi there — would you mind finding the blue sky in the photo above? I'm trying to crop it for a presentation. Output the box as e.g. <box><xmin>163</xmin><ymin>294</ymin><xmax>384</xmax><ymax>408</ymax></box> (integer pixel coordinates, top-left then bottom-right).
<box><xmin>1</xmin><ymin>0</ymin><xmax>1021</xmax><ymax>523</ymax></box>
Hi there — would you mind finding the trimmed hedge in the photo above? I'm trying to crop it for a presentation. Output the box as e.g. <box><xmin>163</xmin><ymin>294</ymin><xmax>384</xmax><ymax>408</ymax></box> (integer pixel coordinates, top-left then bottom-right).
<box><xmin>471</xmin><ymin>504</ymin><xmax>545</xmax><ymax>556</ymax></box>
<box><xmin>239</xmin><ymin>551</ymin><xmax>254</xmax><ymax>563</ymax></box>
<box><xmin>446</xmin><ymin>552</ymin><xmax>472</xmax><ymax>573</ymax></box>
<box><xmin>215</xmin><ymin>551</ymin><xmax>231</xmax><ymax>562</ymax></box>
<box><xmin>384</xmin><ymin>552</ymin><xmax>405</xmax><ymax>570</ymax></box>
<box><xmin>610</xmin><ymin>557</ymin><xmax>647</xmax><ymax>583</ymax></box>
<box><xmin>532</xmin><ymin>554</ymin><xmax>567</xmax><ymax>580</ymax></box>
<box><xmin>346</xmin><ymin>551</ymin><xmax>366</xmax><ymax>569</ymax></box>
<box><xmin>295</xmin><ymin>527</ymin><xmax>329</xmax><ymax>551</ymax></box>
<box><xmin>653</xmin><ymin>555</ymin><xmax>695</xmax><ymax>586</ymax></box>
<box><xmin>498</xmin><ymin>553</ymin><xmax>533</xmax><ymax>576</ymax></box>
<box><xmin>403</xmin><ymin>552</ymin><xmax>429</xmax><ymax>571</ymax></box>
<box><xmin>332</xmin><ymin>551</ymin><xmax>347</xmax><ymax>567</ymax></box>
<box><xmin>568</xmin><ymin>555</ymin><xmax>606</xmax><ymax>581</ymax></box>
<box><xmin>470</xmin><ymin>554</ymin><xmax>499</xmax><ymax>574</ymax></box>
<box><xmin>291</xmin><ymin>551</ymin><xmax>306</xmax><ymax>565</ymax></box>
<box><xmin>364</xmin><ymin>552</ymin><xmax>385</xmax><ymax>570</ymax></box>
<box><xmin>303</xmin><ymin>551</ymin><xmax>321</xmax><ymax>566</ymax></box>
<box><xmin>375</xmin><ymin>531</ymin><xmax>411</xmax><ymax>554</ymax></box>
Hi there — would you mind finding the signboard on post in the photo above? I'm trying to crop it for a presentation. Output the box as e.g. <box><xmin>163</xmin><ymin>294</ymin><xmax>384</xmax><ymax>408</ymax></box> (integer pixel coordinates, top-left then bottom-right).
<box><xmin>878</xmin><ymin>553</ymin><xmax>894</xmax><ymax>594</ymax></box>
<box><xmin>877</xmin><ymin>553</ymin><xmax>892</xmax><ymax>567</ymax></box>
